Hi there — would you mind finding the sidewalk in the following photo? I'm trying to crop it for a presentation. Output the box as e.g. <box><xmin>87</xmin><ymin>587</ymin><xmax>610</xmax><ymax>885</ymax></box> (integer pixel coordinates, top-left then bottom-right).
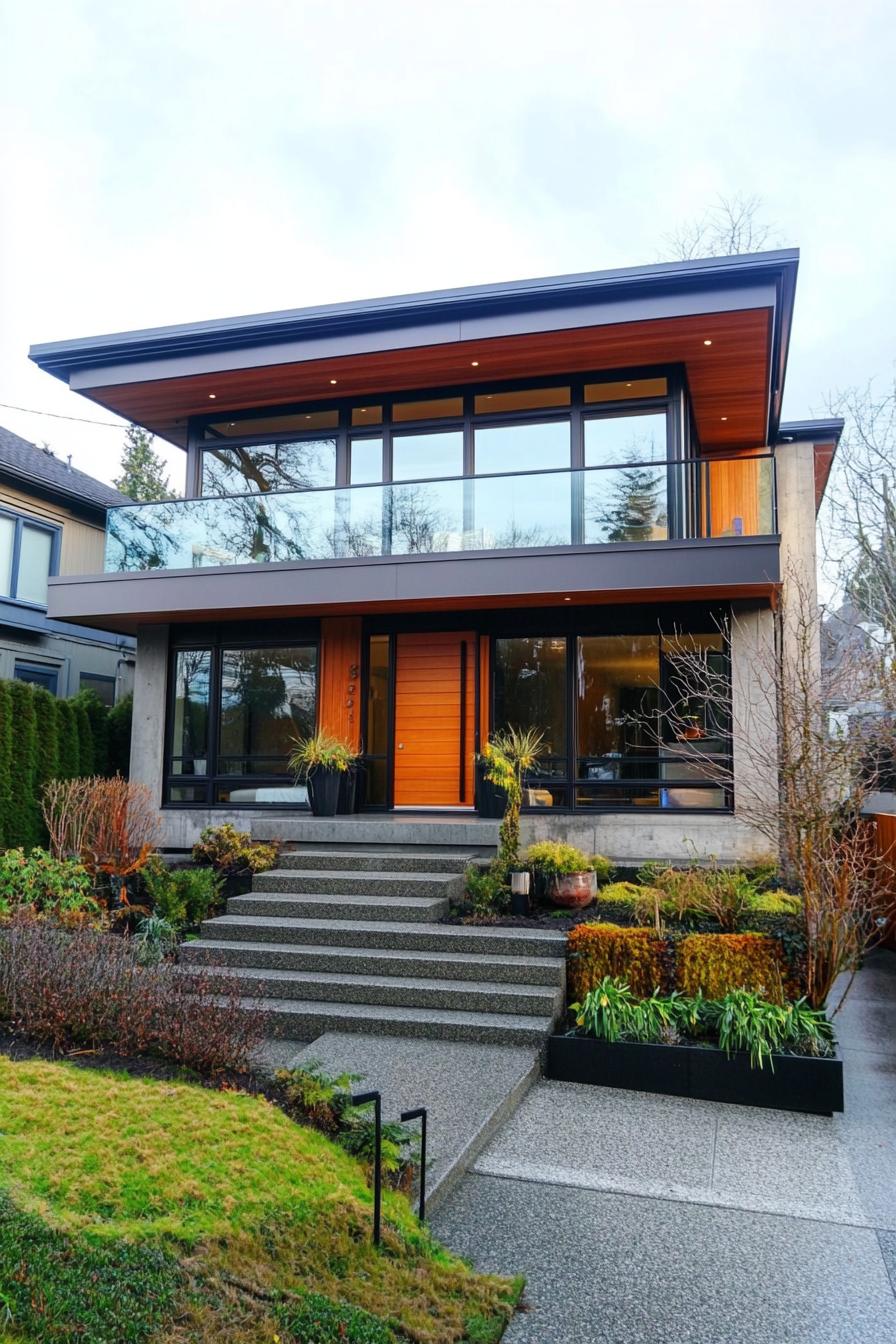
<box><xmin>432</xmin><ymin>953</ymin><xmax>896</xmax><ymax>1343</ymax></box>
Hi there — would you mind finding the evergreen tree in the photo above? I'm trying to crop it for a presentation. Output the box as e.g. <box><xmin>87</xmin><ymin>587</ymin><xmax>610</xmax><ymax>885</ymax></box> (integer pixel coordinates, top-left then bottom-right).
<box><xmin>113</xmin><ymin>425</ymin><xmax>174</xmax><ymax>502</ymax></box>
<box><xmin>0</xmin><ymin>682</ymin><xmax>13</xmax><ymax>849</ymax></box>
<box><xmin>7</xmin><ymin>681</ymin><xmax>39</xmax><ymax>848</ymax></box>
<box><xmin>593</xmin><ymin>462</ymin><xmax>666</xmax><ymax>543</ymax></box>
<box><xmin>55</xmin><ymin>700</ymin><xmax>80</xmax><ymax>780</ymax></box>
<box><xmin>107</xmin><ymin>693</ymin><xmax>133</xmax><ymax>777</ymax></box>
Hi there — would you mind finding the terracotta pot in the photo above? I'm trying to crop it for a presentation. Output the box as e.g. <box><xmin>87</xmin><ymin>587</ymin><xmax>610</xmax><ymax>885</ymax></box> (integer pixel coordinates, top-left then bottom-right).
<box><xmin>550</xmin><ymin>871</ymin><xmax>597</xmax><ymax>908</ymax></box>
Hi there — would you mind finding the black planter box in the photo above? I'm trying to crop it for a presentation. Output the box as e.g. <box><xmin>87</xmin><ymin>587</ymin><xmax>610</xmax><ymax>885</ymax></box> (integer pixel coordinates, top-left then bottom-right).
<box><xmin>475</xmin><ymin>760</ymin><xmax>507</xmax><ymax>819</ymax></box>
<box><xmin>337</xmin><ymin>764</ymin><xmax>361</xmax><ymax>815</ymax></box>
<box><xmin>307</xmin><ymin>765</ymin><xmax>341</xmax><ymax>816</ymax></box>
<box><xmin>546</xmin><ymin>1034</ymin><xmax>844</xmax><ymax>1116</ymax></box>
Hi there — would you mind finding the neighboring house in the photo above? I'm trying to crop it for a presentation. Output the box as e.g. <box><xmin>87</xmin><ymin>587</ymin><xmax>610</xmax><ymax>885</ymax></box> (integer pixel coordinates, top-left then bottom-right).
<box><xmin>29</xmin><ymin>250</ymin><xmax>842</xmax><ymax>859</ymax></box>
<box><xmin>0</xmin><ymin>425</ymin><xmax>135</xmax><ymax>703</ymax></box>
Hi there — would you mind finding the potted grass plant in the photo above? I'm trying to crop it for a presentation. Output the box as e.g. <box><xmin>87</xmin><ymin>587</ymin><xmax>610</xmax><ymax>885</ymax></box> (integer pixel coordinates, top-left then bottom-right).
<box><xmin>289</xmin><ymin>732</ymin><xmax>358</xmax><ymax>817</ymax></box>
<box><xmin>525</xmin><ymin>840</ymin><xmax>613</xmax><ymax>908</ymax></box>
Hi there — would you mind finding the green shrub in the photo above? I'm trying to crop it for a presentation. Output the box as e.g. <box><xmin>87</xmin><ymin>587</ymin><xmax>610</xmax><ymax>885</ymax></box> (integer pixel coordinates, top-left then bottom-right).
<box><xmin>525</xmin><ymin>840</ymin><xmax>613</xmax><ymax>882</ymax></box>
<box><xmin>72</xmin><ymin>695</ymin><xmax>93</xmax><ymax>776</ymax></box>
<box><xmin>141</xmin><ymin>854</ymin><xmax>222</xmax><ymax>928</ymax></box>
<box><xmin>464</xmin><ymin>864</ymin><xmax>509</xmax><ymax>915</ymax></box>
<box><xmin>571</xmin><ymin>975</ymin><xmax>690</xmax><ymax>1044</ymax></box>
<box><xmin>567</xmin><ymin>922</ymin><xmax>670</xmax><ymax>999</ymax></box>
<box><xmin>748</xmin><ymin>888</ymin><xmax>801</xmax><ymax>916</ymax></box>
<box><xmin>677</xmin><ymin>931</ymin><xmax>787</xmax><ymax>1002</ymax></box>
<box><xmin>191</xmin><ymin>823</ymin><xmax>277</xmax><ymax>876</ymax></box>
<box><xmin>0</xmin><ymin>1193</ymin><xmax>182</xmax><ymax>1343</ymax></box>
<box><xmin>0</xmin><ymin>847</ymin><xmax>99</xmax><ymax>923</ymax></box>
<box><xmin>74</xmin><ymin>687</ymin><xmax>110</xmax><ymax>776</ymax></box>
<box><xmin>32</xmin><ymin>684</ymin><xmax>59</xmax><ymax>812</ymax></box>
<box><xmin>0</xmin><ymin>683</ymin><xmax>12</xmax><ymax>850</ymax></box>
<box><xmin>107</xmin><ymin>692</ymin><xmax>133</xmax><ymax>776</ymax></box>
<box><xmin>133</xmin><ymin>914</ymin><xmax>179</xmax><ymax>964</ymax></box>
<box><xmin>6</xmin><ymin>681</ymin><xmax>39</xmax><ymax>849</ymax></box>
<box><xmin>651</xmin><ymin>862</ymin><xmax>755</xmax><ymax>930</ymax></box>
<box><xmin>275</xmin><ymin>1289</ymin><xmax>395</xmax><ymax>1344</ymax></box>
<box><xmin>55</xmin><ymin>698</ymin><xmax>80</xmax><ymax>780</ymax></box>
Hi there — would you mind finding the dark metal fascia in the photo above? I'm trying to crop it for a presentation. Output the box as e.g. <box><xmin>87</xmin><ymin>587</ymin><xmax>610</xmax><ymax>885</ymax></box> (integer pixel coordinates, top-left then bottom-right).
<box><xmin>29</xmin><ymin>250</ymin><xmax>800</xmax><ymax>380</ymax></box>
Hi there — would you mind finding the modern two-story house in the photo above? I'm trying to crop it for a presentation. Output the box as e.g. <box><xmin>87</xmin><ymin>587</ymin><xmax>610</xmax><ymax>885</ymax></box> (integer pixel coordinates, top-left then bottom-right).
<box><xmin>30</xmin><ymin>251</ymin><xmax>842</xmax><ymax>863</ymax></box>
<box><xmin>0</xmin><ymin>425</ymin><xmax>135</xmax><ymax>703</ymax></box>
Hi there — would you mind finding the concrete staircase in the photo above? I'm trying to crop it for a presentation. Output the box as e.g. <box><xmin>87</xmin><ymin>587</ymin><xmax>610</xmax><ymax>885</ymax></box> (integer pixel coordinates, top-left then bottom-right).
<box><xmin>181</xmin><ymin>842</ymin><xmax>567</xmax><ymax>1047</ymax></box>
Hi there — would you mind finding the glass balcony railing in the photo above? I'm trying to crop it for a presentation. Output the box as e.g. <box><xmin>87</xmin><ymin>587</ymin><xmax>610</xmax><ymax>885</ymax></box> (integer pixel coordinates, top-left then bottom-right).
<box><xmin>103</xmin><ymin>455</ymin><xmax>776</xmax><ymax>573</ymax></box>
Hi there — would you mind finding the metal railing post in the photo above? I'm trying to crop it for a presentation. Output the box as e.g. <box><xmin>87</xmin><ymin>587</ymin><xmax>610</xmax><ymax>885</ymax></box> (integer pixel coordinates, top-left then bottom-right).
<box><xmin>352</xmin><ymin>1090</ymin><xmax>382</xmax><ymax>1245</ymax></box>
<box><xmin>400</xmin><ymin>1106</ymin><xmax>428</xmax><ymax>1223</ymax></box>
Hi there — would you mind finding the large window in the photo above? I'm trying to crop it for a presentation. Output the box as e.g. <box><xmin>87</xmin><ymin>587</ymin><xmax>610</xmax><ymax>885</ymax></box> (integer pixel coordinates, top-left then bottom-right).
<box><xmin>0</xmin><ymin>510</ymin><xmax>57</xmax><ymax>606</ymax></box>
<box><xmin>166</xmin><ymin>639</ymin><xmax>318</xmax><ymax>805</ymax></box>
<box><xmin>491</xmin><ymin>623</ymin><xmax>730</xmax><ymax>811</ymax></box>
<box><xmin>202</xmin><ymin>441</ymin><xmax>337</xmax><ymax>495</ymax></box>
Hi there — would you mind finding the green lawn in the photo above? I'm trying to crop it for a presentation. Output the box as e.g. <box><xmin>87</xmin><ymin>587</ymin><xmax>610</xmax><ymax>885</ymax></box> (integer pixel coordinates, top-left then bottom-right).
<box><xmin>0</xmin><ymin>1055</ymin><xmax>520</xmax><ymax>1343</ymax></box>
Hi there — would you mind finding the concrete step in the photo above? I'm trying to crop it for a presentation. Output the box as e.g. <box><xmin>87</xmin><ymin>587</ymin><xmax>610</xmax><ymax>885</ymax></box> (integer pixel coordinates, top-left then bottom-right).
<box><xmin>239</xmin><ymin>995</ymin><xmax>555</xmax><ymax>1046</ymax></box>
<box><xmin>252</xmin><ymin>869</ymin><xmax>464</xmax><ymax>900</ymax></box>
<box><xmin>191</xmin><ymin>963</ymin><xmax>562</xmax><ymax>1016</ymax></box>
<box><xmin>227</xmin><ymin>892</ymin><xmax>449</xmax><ymax>923</ymax></box>
<box><xmin>249</xmin><ymin>815</ymin><xmax>499</xmax><ymax>850</ymax></box>
<box><xmin>279</xmin><ymin>850</ymin><xmax>474</xmax><ymax>874</ymax></box>
<box><xmin>201</xmin><ymin>914</ymin><xmax>567</xmax><ymax>959</ymax></box>
<box><xmin>183</xmin><ymin>938</ymin><xmax>566</xmax><ymax>987</ymax></box>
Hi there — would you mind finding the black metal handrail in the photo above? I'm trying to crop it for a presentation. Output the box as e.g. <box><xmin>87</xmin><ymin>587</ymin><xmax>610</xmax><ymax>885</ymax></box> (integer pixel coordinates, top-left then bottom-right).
<box><xmin>400</xmin><ymin>1107</ymin><xmax>428</xmax><ymax>1223</ymax></box>
<box><xmin>351</xmin><ymin>1090</ymin><xmax>382</xmax><ymax>1245</ymax></box>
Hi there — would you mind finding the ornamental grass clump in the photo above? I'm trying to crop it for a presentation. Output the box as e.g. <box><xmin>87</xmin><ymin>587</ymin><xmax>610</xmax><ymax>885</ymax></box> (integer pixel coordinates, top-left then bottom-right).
<box><xmin>480</xmin><ymin>727</ymin><xmax>544</xmax><ymax>880</ymax></box>
<box><xmin>570</xmin><ymin>976</ymin><xmax>834</xmax><ymax>1070</ymax></box>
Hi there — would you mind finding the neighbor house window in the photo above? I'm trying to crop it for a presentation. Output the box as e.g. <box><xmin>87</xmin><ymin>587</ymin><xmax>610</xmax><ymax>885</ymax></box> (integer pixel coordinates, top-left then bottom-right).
<box><xmin>166</xmin><ymin>640</ymin><xmax>318</xmax><ymax>805</ymax></box>
<box><xmin>14</xmin><ymin>661</ymin><xmax>60</xmax><ymax>694</ymax></box>
<box><xmin>0</xmin><ymin>510</ymin><xmax>58</xmax><ymax>606</ymax></box>
<box><xmin>79</xmin><ymin>672</ymin><xmax>116</xmax><ymax>706</ymax></box>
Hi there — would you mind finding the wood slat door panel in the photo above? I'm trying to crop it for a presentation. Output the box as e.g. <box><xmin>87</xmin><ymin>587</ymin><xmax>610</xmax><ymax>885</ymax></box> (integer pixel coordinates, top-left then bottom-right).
<box><xmin>393</xmin><ymin>631</ymin><xmax>475</xmax><ymax>807</ymax></box>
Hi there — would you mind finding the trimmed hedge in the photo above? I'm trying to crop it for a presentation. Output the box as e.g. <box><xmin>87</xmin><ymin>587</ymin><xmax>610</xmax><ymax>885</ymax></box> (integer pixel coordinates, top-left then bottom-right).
<box><xmin>0</xmin><ymin>680</ymin><xmax>132</xmax><ymax>849</ymax></box>
<box><xmin>677</xmin><ymin>932</ymin><xmax>788</xmax><ymax>1003</ymax></box>
<box><xmin>568</xmin><ymin>923</ymin><xmax>671</xmax><ymax>1000</ymax></box>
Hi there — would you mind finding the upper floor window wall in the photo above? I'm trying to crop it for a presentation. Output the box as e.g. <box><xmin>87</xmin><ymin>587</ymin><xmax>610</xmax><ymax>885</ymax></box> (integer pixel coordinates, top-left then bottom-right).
<box><xmin>192</xmin><ymin>372</ymin><xmax>678</xmax><ymax>499</ymax></box>
<box><xmin>0</xmin><ymin>508</ymin><xmax>58</xmax><ymax>606</ymax></box>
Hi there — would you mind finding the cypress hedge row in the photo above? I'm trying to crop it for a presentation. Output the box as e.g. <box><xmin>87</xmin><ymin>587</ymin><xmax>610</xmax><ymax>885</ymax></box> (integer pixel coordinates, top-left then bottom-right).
<box><xmin>0</xmin><ymin>681</ymin><xmax>133</xmax><ymax>851</ymax></box>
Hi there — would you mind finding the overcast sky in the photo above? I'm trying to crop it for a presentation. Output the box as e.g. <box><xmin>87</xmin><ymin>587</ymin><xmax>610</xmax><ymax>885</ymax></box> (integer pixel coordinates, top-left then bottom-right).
<box><xmin>0</xmin><ymin>0</ymin><xmax>893</xmax><ymax>493</ymax></box>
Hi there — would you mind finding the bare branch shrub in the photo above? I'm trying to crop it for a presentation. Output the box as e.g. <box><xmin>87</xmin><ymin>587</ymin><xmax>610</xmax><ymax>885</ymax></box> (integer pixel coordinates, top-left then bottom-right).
<box><xmin>0</xmin><ymin>915</ymin><xmax>266</xmax><ymax>1074</ymax></box>
<box><xmin>660</xmin><ymin>193</ymin><xmax>781</xmax><ymax>261</ymax></box>
<box><xmin>42</xmin><ymin>776</ymin><xmax>160</xmax><ymax>898</ymax></box>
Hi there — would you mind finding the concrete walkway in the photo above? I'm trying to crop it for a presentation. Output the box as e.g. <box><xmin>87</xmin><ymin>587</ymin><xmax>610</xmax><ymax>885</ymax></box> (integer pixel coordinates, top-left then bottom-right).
<box><xmin>432</xmin><ymin>953</ymin><xmax>896</xmax><ymax>1343</ymax></box>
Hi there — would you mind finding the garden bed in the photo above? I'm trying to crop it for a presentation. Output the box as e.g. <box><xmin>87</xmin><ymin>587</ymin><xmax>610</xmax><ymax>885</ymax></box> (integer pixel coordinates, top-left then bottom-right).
<box><xmin>546</xmin><ymin>1032</ymin><xmax>844</xmax><ymax>1115</ymax></box>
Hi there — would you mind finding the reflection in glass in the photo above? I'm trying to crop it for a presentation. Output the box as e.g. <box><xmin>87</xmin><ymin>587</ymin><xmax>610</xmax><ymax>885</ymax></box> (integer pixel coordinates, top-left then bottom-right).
<box><xmin>392</xmin><ymin>430</ymin><xmax>463</xmax><ymax>482</ymax></box>
<box><xmin>584</xmin><ymin>378</ymin><xmax>667</xmax><ymax>403</ymax></box>
<box><xmin>494</xmin><ymin>637</ymin><xmax>567</xmax><ymax>764</ymax></box>
<box><xmin>17</xmin><ymin>526</ymin><xmax>53</xmax><ymax>605</ymax></box>
<box><xmin>474</xmin><ymin>387</ymin><xmax>570</xmax><ymax>415</ymax></box>
<box><xmin>365</xmin><ymin>635</ymin><xmax>390</xmax><ymax>806</ymax></box>
<box><xmin>474</xmin><ymin>420</ymin><xmax>570</xmax><ymax>475</ymax></box>
<box><xmin>584</xmin><ymin>411</ymin><xmax>667</xmax><ymax>467</ymax></box>
<box><xmin>202</xmin><ymin>440</ymin><xmax>337</xmax><ymax>495</ymax></box>
<box><xmin>351</xmin><ymin>405</ymin><xmax>383</xmax><ymax>426</ymax></box>
<box><xmin>218</xmin><ymin>646</ymin><xmax>317</xmax><ymax>774</ymax></box>
<box><xmin>577</xmin><ymin>635</ymin><xmax>660</xmax><ymax>767</ymax></box>
<box><xmin>392</xmin><ymin>396</ymin><xmax>463</xmax><ymax>422</ymax></box>
<box><xmin>203</xmin><ymin>408</ymin><xmax>338</xmax><ymax>438</ymax></box>
<box><xmin>171</xmin><ymin>649</ymin><xmax>211</xmax><ymax>775</ymax></box>
<box><xmin>584</xmin><ymin>464</ymin><xmax>668</xmax><ymax>543</ymax></box>
<box><xmin>469</xmin><ymin>471</ymin><xmax>570</xmax><ymax>549</ymax></box>
<box><xmin>350</xmin><ymin>437</ymin><xmax>383</xmax><ymax>484</ymax></box>
<box><xmin>0</xmin><ymin>516</ymin><xmax>15</xmax><ymax>596</ymax></box>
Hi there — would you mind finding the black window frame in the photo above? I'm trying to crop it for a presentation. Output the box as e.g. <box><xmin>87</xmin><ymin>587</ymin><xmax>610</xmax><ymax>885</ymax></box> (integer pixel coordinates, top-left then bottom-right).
<box><xmin>79</xmin><ymin>671</ymin><xmax>116</xmax><ymax>706</ymax></box>
<box><xmin>163</xmin><ymin>625</ymin><xmax>320</xmax><ymax>808</ymax></box>
<box><xmin>186</xmin><ymin>364</ymin><xmax>687</xmax><ymax>500</ymax></box>
<box><xmin>14</xmin><ymin>660</ymin><xmax>61</xmax><ymax>694</ymax></box>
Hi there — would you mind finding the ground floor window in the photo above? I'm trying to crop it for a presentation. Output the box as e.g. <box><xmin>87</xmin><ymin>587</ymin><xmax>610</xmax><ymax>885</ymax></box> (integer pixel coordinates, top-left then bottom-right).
<box><xmin>493</xmin><ymin>626</ymin><xmax>730</xmax><ymax>810</ymax></box>
<box><xmin>79</xmin><ymin>671</ymin><xmax>116</xmax><ymax>706</ymax></box>
<box><xmin>165</xmin><ymin>640</ymin><xmax>318</xmax><ymax>805</ymax></box>
<box><xmin>14</xmin><ymin>660</ymin><xmax>60</xmax><ymax>694</ymax></box>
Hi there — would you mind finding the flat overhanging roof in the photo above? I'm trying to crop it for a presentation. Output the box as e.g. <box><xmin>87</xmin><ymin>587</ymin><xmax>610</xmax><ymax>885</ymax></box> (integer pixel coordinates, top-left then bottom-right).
<box><xmin>30</xmin><ymin>249</ymin><xmax>799</xmax><ymax>453</ymax></box>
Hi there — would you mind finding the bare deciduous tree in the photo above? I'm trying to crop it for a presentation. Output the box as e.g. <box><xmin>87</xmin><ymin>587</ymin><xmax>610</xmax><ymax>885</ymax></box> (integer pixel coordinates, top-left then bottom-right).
<box><xmin>822</xmin><ymin>374</ymin><xmax>896</xmax><ymax>642</ymax></box>
<box><xmin>636</xmin><ymin>570</ymin><xmax>896</xmax><ymax>1009</ymax></box>
<box><xmin>660</xmin><ymin>193</ymin><xmax>781</xmax><ymax>261</ymax></box>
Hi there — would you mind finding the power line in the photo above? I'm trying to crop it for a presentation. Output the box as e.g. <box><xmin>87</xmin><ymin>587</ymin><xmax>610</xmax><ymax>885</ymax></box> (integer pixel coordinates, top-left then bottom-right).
<box><xmin>0</xmin><ymin>400</ymin><xmax>126</xmax><ymax>430</ymax></box>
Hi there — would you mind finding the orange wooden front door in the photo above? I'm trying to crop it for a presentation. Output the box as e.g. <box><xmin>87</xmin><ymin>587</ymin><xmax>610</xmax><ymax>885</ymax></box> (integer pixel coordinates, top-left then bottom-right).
<box><xmin>393</xmin><ymin>632</ymin><xmax>476</xmax><ymax>807</ymax></box>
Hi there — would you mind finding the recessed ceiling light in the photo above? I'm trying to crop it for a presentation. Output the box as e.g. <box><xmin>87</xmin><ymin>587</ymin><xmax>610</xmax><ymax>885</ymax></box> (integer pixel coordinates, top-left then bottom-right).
<box><xmin>305</xmin><ymin>414</ymin><xmax>311</xmax><ymax>419</ymax></box>
<box><xmin>471</xmin><ymin>360</ymin><xmax>479</xmax><ymax>367</ymax></box>
<box><xmin>703</xmin><ymin>339</ymin><xmax>713</xmax><ymax>346</ymax></box>
<box><xmin>329</xmin><ymin>379</ymin><xmax>338</xmax><ymax>385</ymax></box>
<box><xmin>564</xmin><ymin>596</ymin><xmax>572</xmax><ymax>602</ymax></box>
<box><xmin>625</xmin><ymin>382</ymin><xmax>632</xmax><ymax>387</ymax></box>
<box><xmin>721</xmin><ymin>416</ymin><xmax>728</xmax><ymax>421</ymax></box>
<box><xmin>208</xmin><ymin>393</ymin><xmax>216</xmax><ymax>399</ymax></box>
